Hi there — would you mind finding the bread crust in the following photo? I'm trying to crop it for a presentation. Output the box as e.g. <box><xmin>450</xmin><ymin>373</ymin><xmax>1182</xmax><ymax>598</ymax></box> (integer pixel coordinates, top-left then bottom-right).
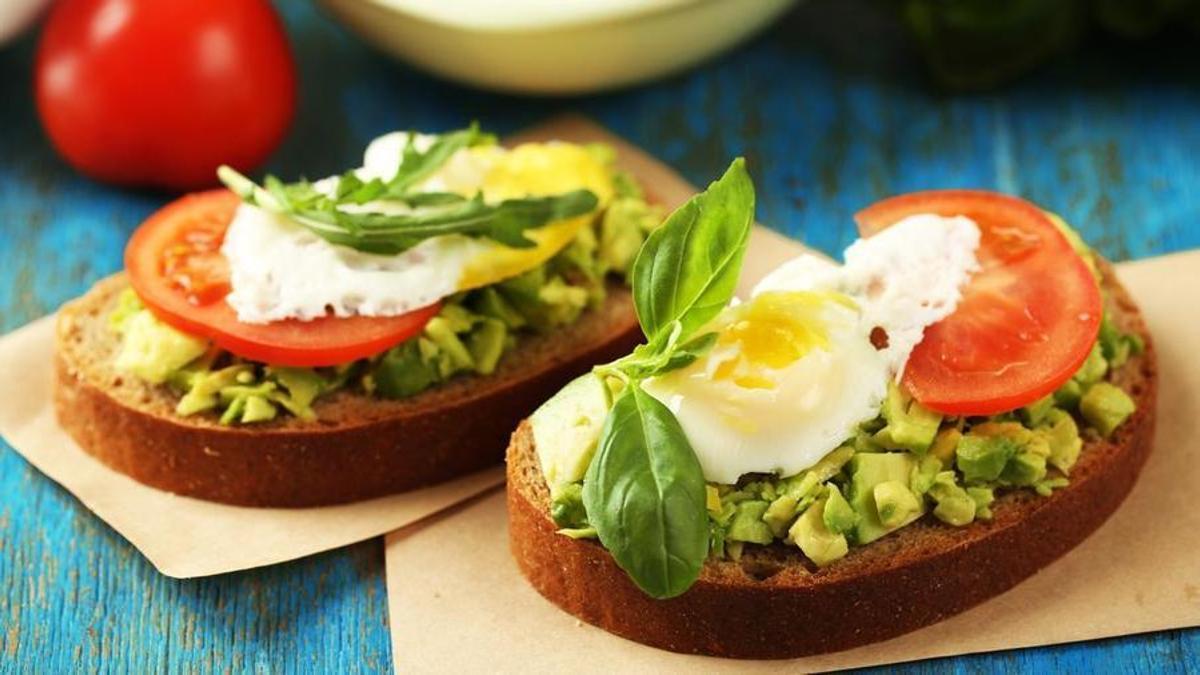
<box><xmin>506</xmin><ymin>261</ymin><xmax>1157</xmax><ymax>659</ymax></box>
<box><xmin>54</xmin><ymin>274</ymin><xmax>642</xmax><ymax>507</ymax></box>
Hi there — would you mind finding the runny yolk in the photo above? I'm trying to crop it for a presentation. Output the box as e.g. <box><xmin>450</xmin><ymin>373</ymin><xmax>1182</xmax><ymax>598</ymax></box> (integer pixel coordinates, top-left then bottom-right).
<box><xmin>710</xmin><ymin>291</ymin><xmax>854</xmax><ymax>390</ymax></box>
<box><xmin>160</xmin><ymin>211</ymin><xmax>231</xmax><ymax>306</ymax></box>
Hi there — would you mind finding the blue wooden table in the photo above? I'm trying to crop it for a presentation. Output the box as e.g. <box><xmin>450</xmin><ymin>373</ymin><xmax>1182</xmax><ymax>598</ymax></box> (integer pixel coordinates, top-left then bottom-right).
<box><xmin>1</xmin><ymin>1</ymin><xmax>1197</xmax><ymax>672</ymax></box>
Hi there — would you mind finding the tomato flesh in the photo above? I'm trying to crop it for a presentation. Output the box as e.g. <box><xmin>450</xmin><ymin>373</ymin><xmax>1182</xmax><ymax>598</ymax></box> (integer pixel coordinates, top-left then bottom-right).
<box><xmin>856</xmin><ymin>190</ymin><xmax>1102</xmax><ymax>416</ymax></box>
<box><xmin>125</xmin><ymin>190</ymin><xmax>439</xmax><ymax>367</ymax></box>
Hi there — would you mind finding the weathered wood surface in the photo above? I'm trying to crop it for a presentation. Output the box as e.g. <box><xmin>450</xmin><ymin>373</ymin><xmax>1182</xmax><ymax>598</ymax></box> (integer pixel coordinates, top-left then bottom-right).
<box><xmin>1</xmin><ymin>1</ymin><xmax>1196</xmax><ymax>672</ymax></box>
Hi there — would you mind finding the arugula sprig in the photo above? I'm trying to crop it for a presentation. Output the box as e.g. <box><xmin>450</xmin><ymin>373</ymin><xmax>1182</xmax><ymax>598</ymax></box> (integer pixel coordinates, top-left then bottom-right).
<box><xmin>217</xmin><ymin>125</ymin><xmax>599</xmax><ymax>255</ymax></box>
<box><xmin>582</xmin><ymin>158</ymin><xmax>755</xmax><ymax>599</ymax></box>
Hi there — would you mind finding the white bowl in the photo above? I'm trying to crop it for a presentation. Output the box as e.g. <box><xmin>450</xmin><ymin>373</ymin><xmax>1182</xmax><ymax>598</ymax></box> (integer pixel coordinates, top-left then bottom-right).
<box><xmin>317</xmin><ymin>0</ymin><xmax>798</xmax><ymax>94</ymax></box>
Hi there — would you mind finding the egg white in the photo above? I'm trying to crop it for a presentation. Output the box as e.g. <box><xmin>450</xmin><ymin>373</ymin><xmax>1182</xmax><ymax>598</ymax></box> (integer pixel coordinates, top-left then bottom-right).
<box><xmin>221</xmin><ymin>133</ymin><xmax>611</xmax><ymax>325</ymax></box>
<box><xmin>644</xmin><ymin>214</ymin><xmax>981</xmax><ymax>485</ymax></box>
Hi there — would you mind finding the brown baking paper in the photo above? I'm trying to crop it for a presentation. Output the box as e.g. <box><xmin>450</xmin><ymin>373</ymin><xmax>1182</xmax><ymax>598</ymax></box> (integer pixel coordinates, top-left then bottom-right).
<box><xmin>0</xmin><ymin>313</ymin><xmax>504</xmax><ymax>578</ymax></box>
<box><xmin>384</xmin><ymin>118</ymin><xmax>1200</xmax><ymax>672</ymax></box>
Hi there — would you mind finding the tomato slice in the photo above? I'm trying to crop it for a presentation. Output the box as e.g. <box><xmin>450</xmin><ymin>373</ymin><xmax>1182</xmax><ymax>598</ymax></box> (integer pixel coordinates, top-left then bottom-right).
<box><xmin>855</xmin><ymin>190</ymin><xmax>1102</xmax><ymax>416</ymax></box>
<box><xmin>125</xmin><ymin>190</ymin><xmax>440</xmax><ymax>367</ymax></box>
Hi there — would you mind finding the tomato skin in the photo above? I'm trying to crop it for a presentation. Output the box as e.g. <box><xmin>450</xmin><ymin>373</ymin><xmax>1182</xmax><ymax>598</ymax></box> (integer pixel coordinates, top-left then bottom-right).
<box><xmin>35</xmin><ymin>0</ymin><xmax>295</xmax><ymax>191</ymax></box>
<box><xmin>126</xmin><ymin>190</ymin><xmax>440</xmax><ymax>367</ymax></box>
<box><xmin>856</xmin><ymin>190</ymin><xmax>1102</xmax><ymax>416</ymax></box>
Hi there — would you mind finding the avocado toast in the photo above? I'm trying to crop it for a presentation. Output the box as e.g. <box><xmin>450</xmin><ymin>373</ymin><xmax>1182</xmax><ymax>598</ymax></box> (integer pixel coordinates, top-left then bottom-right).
<box><xmin>507</xmin><ymin>163</ymin><xmax>1155</xmax><ymax>658</ymax></box>
<box><xmin>53</xmin><ymin>127</ymin><xmax>661</xmax><ymax>507</ymax></box>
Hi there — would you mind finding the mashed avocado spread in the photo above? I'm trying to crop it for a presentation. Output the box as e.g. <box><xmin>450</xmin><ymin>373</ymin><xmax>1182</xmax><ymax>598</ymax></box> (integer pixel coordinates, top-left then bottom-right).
<box><xmin>539</xmin><ymin>217</ymin><xmax>1143</xmax><ymax>568</ymax></box>
<box><xmin>109</xmin><ymin>149</ymin><xmax>661</xmax><ymax>425</ymax></box>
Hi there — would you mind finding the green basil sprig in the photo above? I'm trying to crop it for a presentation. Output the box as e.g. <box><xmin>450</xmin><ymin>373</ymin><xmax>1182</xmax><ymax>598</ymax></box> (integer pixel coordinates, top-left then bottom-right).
<box><xmin>583</xmin><ymin>158</ymin><xmax>755</xmax><ymax>598</ymax></box>
<box><xmin>216</xmin><ymin>124</ymin><xmax>599</xmax><ymax>255</ymax></box>
<box><xmin>632</xmin><ymin>157</ymin><xmax>754</xmax><ymax>343</ymax></box>
<box><xmin>582</xmin><ymin>385</ymin><xmax>709</xmax><ymax>598</ymax></box>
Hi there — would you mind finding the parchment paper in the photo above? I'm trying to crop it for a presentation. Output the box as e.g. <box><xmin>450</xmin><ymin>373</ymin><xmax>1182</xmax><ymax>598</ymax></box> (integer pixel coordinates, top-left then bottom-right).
<box><xmin>384</xmin><ymin>118</ymin><xmax>1200</xmax><ymax>672</ymax></box>
<box><xmin>0</xmin><ymin>314</ymin><xmax>505</xmax><ymax>578</ymax></box>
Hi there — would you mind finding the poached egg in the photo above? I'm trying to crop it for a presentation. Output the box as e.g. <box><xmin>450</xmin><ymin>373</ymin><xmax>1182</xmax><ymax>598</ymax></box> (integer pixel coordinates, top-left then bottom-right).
<box><xmin>221</xmin><ymin>133</ymin><xmax>613</xmax><ymax>324</ymax></box>
<box><xmin>643</xmin><ymin>214</ymin><xmax>980</xmax><ymax>484</ymax></box>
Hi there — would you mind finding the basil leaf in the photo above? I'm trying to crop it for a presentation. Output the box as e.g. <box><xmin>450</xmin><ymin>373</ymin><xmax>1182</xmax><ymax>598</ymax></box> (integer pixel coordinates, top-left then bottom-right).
<box><xmin>631</xmin><ymin>158</ymin><xmax>754</xmax><ymax>344</ymax></box>
<box><xmin>582</xmin><ymin>385</ymin><xmax>708</xmax><ymax>599</ymax></box>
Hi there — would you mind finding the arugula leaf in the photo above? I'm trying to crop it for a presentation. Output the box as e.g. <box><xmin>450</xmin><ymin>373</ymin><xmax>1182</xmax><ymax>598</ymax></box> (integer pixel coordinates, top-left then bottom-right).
<box><xmin>631</xmin><ymin>158</ymin><xmax>754</xmax><ymax>344</ymax></box>
<box><xmin>582</xmin><ymin>384</ymin><xmax>709</xmax><ymax>599</ymax></box>
<box><xmin>216</xmin><ymin>123</ymin><xmax>598</xmax><ymax>255</ymax></box>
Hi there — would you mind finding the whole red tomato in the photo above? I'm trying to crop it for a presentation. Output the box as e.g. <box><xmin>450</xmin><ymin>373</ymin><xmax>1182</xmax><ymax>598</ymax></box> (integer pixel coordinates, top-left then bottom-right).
<box><xmin>35</xmin><ymin>0</ymin><xmax>296</xmax><ymax>191</ymax></box>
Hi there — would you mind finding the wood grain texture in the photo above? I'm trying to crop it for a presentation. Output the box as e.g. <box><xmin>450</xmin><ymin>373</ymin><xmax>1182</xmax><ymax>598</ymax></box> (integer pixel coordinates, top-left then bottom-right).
<box><xmin>1</xmin><ymin>0</ymin><xmax>1197</xmax><ymax>672</ymax></box>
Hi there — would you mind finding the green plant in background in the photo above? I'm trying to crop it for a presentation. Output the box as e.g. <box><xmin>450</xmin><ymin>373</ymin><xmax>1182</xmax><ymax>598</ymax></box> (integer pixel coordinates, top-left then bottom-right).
<box><xmin>895</xmin><ymin>0</ymin><xmax>1200</xmax><ymax>90</ymax></box>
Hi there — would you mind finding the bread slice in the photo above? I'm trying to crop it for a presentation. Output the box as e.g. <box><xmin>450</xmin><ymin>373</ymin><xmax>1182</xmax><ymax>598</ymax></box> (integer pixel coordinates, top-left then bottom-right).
<box><xmin>54</xmin><ymin>273</ymin><xmax>642</xmax><ymax>507</ymax></box>
<box><xmin>506</xmin><ymin>260</ymin><xmax>1157</xmax><ymax>659</ymax></box>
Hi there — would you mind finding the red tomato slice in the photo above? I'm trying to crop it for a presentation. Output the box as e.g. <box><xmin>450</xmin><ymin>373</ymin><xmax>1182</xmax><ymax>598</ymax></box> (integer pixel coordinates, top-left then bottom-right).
<box><xmin>125</xmin><ymin>190</ymin><xmax>440</xmax><ymax>367</ymax></box>
<box><xmin>855</xmin><ymin>190</ymin><xmax>1102</xmax><ymax>416</ymax></box>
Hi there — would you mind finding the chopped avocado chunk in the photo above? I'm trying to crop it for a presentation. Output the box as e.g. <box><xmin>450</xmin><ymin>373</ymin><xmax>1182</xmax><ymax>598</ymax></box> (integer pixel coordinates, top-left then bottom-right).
<box><xmin>727</xmin><ymin>500</ymin><xmax>774</xmax><ymax>545</ymax></box>
<box><xmin>790</xmin><ymin>498</ymin><xmax>849</xmax><ymax>567</ymax></box>
<box><xmin>241</xmin><ymin>394</ymin><xmax>278</xmax><ymax>423</ymax></box>
<box><xmin>1000</xmin><ymin>450</ymin><xmax>1048</xmax><ymax>486</ymax></box>
<box><xmin>966</xmin><ymin>486</ymin><xmax>995</xmax><ymax>520</ymax></box>
<box><xmin>873</xmin><ymin>381</ymin><xmax>942</xmax><ymax>454</ymax></box>
<box><xmin>1020</xmin><ymin>394</ymin><xmax>1055</xmax><ymax>427</ymax></box>
<box><xmin>1054</xmin><ymin>378</ymin><xmax>1084</xmax><ymax>410</ymax></box>
<box><xmin>955</xmin><ymin>434</ymin><xmax>1018</xmax><ymax>483</ymax></box>
<box><xmin>1075</xmin><ymin>343</ymin><xmax>1108</xmax><ymax>388</ymax></box>
<box><xmin>108</xmin><ymin>288</ymin><xmax>145</xmax><ymax>334</ymax></box>
<box><xmin>822</xmin><ymin>484</ymin><xmax>858</xmax><ymax>535</ymax></box>
<box><xmin>847</xmin><ymin>452</ymin><xmax>922</xmax><ymax>544</ymax></box>
<box><xmin>373</xmin><ymin>341</ymin><xmax>439</xmax><ymax>398</ymax></box>
<box><xmin>1038</xmin><ymin>408</ymin><xmax>1083</xmax><ymax>474</ymax></box>
<box><xmin>928</xmin><ymin>427</ymin><xmax>961</xmax><ymax>467</ymax></box>
<box><xmin>465</xmin><ymin>318</ymin><xmax>507</xmax><ymax>375</ymax></box>
<box><xmin>114</xmin><ymin>310</ymin><xmax>209</xmax><ymax>385</ymax></box>
<box><xmin>550</xmin><ymin>482</ymin><xmax>589</xmax><ymax>529</ymax></box>
<box><xmin>471</xmin><ymin>287</ymin><xmax>526</xmax><ymax>329</ymax></box>
<box><xmin>763</xmin><ymin>493</ymin><xmax>801</xmax><ymax>538</ymax></box>
<box><xmin>530</xmin><ymin>373</ymin><xmax>612</xmax><ymax>492</ymax></box>
<box><xmin>928</xmin><ymin>471</ymin><xmax>977</xmax><ymax>526</ymax></box>
<box><xmin>873</xmin><ymin>481</ymin><xmax>922</xmax><ymax>529</ymax></box>
<box><xmin>1080</xmin><ymin>382</ymin><xmax>1136</xmax><ymax>437</ymax></box>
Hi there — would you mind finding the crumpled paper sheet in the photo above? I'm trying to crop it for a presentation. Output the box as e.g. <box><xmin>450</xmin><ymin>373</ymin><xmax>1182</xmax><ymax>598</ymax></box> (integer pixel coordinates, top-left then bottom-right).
<box><xmin>384</xmin><ymin>116</ymin><xmax>1200</xmax><ymax>673</ymax></box>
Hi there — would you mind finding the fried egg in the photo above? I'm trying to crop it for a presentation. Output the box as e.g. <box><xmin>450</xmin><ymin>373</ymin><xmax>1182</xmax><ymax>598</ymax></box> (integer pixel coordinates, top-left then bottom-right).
<box><xmin>221</xmin><ymin>133</ymin><xmax>613</xmax><ymax>324</ymax></box>
<box><xmin>643</xmin><ymin>214</ymin><xmax>980</xmax><ymax>484</ymax></box>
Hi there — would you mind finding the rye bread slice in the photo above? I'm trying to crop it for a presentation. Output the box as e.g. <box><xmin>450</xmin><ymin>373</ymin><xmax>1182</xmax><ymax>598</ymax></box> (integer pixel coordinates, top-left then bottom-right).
<box><xmin>506</xmin><ymin>260</ymin><xmax>1157</xmax><ymax>659</ymax></box>
<box><xmin>53</xmin><ymin>273</ymin><xmax>642</xmax><ymax>507</ymax></box>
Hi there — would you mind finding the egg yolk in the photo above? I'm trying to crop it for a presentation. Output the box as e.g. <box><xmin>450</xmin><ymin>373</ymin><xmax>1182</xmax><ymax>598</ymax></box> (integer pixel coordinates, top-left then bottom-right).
<box><xmin>457</xmin><ymin>142</ymin><xmax>614</xmax><ymax>291</ymax></box>
<box><xmin>711</xmin><ymin>291</ymin><xmax>857</xmax><ymax>390</ymax></box>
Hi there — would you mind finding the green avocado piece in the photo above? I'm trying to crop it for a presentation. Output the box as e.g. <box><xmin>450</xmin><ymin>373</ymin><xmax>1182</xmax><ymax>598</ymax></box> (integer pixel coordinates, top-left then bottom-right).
<box><xmin>1074</xmin><ymin>343</ymin><xmax>1109</xmax><ymax>388</ymax></box>
<box><xmin>873</xmin><ymin>481</ymin><xmax>922</xmax><ymax>529</ymax></box>
<box><xmin>928</xmin><ymin>471</ymin><xmax>977</xmax><ymax>526</ymax></box>
<box><xmin>727</xmin><ymin>500</ymin><xmax>774</xmax><ymax>545</ymax></box>
<box><xmin>928</xmin><ymin>427</ymin><xmax>962</xmax><ymax>467</ymax></box>
<box><xmin>240</xmin><ymin>394</ymin><xmax>278</xmax><ymax>423</ymax></box>
<box><xmin>530</xmin><ymin>373</ymin><xmax>612</xmax><ymax>492</ymax></box>
<box><xmin>471</xmin><ymin>287</ymin><xmax>527</xmax><ymax>329</ymax></box>
<box><xmin>423</xmin><ymin>317</ymin><xmax>475</xmax><ymax>376</ymax></box>
<box><xmin>967</xmin><ymin>486</ymin><xmax>995</xmax><ymax>520</ymax></box>
<box><xmin>1080</xmin><ymin>382</ymin><xmax>1136</xmax><ymax>437</ymax></box>
<box><xmin>550</xmin><ymin>482</ymin><xmax>589</xmax><ymax>529</ymax></box>
<box><xmin>955</xmin><ymin>434</ymin><xmax>1018</xmax><ymax>483</ymax></box>
<box><xmin>790</xmin><ymin>498</ymin><xmax>849</xmax><ymax>567</ymax></box>
<box><xmin>1020</xmin><ymin>394</ymin><xmax>1055</xmax><ymax>427</ymax></box>
<box><xmin>1054</xmin><ymin>378</ymin><xmax>1084</xmax><ymax>410</ymax></box>
<box><xmin>107</xmin><ymin>288</ymin><xmax>145</xmax><ymax>335</ymax></box>
<box><xmin>1001</xmin><ymin>450</ymin><xmax>1048</xmax><ymax>486</ymax></box>
<box><xmin>176</xmin><ymin>365</ymin><xmax>252</xmax><ymax>416</ymax></box>
<box><xmin>847</xmin><ymin>452</ymin><xmax>922</xmax><ymax>544</ymax></box>
<box><xmin>373</xmin><ymin>340</ymin><xmax>439</xmax><ymax>399</ymax></box>
<box><xmin>465</xmin><ymin>318</ymin><xmax>507</xmax><ymax>375</ymax></box>
<box><xmin>763</xmin><ymin>493</ymin><xmax>800</xmax><ymax>539</ymax></box>
<box><xmin>1037</xmin><ymin>408</ymin><xmax>1083</xmax><ymax>474</ymax></box>
<box><xmin>822</xmin><ymin>484</ymin><xmax>858</xmax><ymax>535</ymax></box>
<box><xmin>872</xmin><ymin>381</ymin><xmax>942</xmax><ymax>454</ymax></box>
<box><xmin>600</xmin><ymin>197</ymin><xmax>660</xmax><ymax>277</ymax></box>
<box><xmin>114</xmin><ymin>310</ymin><xmax>209</xmax><ymax>385</ymax></box>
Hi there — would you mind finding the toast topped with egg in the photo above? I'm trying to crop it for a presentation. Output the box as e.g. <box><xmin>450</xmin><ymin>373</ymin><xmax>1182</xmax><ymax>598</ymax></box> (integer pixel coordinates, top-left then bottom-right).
<box><xmin>53</xmin><ymin>126</ymin><xmax>660</xmax><ymax>506</ymax></box>
<box><xmin>507</xmin><ymin>163</ymin><xmax>1156</xmax><ymax>658</ymax></box>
